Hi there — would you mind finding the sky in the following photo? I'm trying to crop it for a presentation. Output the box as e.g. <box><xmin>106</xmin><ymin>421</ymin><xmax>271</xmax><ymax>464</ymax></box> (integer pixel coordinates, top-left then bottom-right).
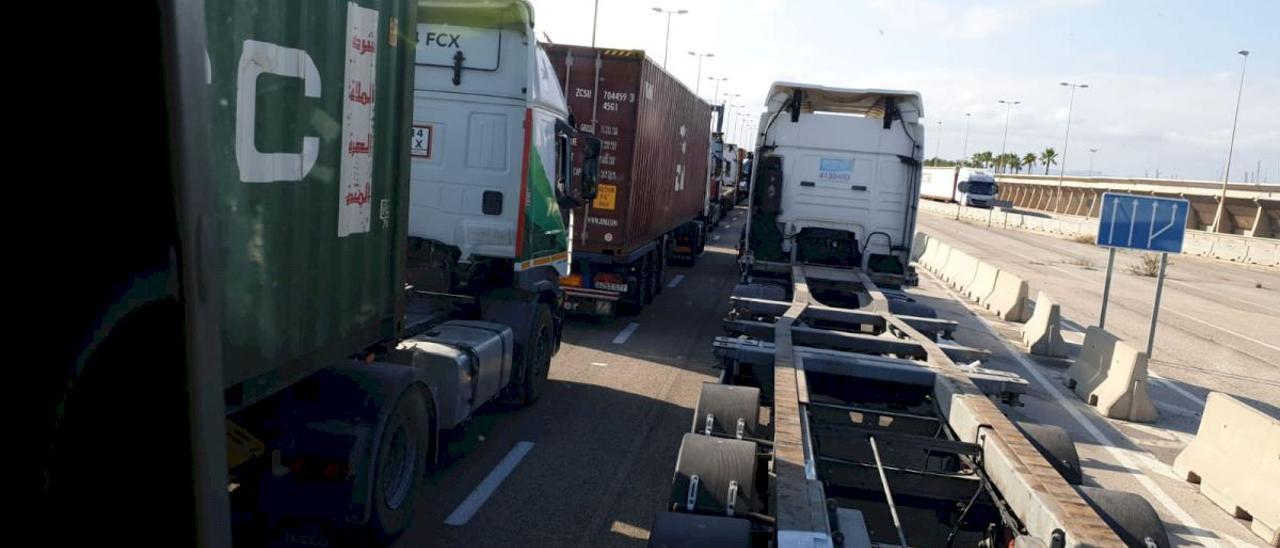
<box><xmin>529</xmin><ymin>0</ymin><xmax>1279</xmax><ymax>182</ymax></box>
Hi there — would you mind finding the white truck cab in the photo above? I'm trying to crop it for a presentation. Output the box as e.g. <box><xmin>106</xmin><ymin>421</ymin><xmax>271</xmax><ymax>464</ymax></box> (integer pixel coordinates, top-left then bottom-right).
<box><xmin>743</xmin><ymin>82</ymin><xmax>924</xmax><ymax>287</ymax></box>
<box><xmin>410</xmin><ymin>0</ymin><xmax>597</xmax><ymax>278</ymax></box>
<box><xmin>957</xmin><ymin>168</ymin><xmax>998</xmax><ymax>208</ymax></box>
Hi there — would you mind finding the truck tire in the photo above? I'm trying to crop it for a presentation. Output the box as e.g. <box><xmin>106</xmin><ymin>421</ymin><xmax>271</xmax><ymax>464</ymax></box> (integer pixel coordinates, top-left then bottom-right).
<box><xmin>514</xmin><ymin>305</ymin><xmax>554</xmax><ymax>405</ymax></box>
<box><xmin>691</xmin><ymin>383</ymin><xmax>761</xmax><ymax>440</ymax></box>
<box><xmin>370</xmin><ymin>388</ymin><xmax>431</xmax><ymax>541</ymax></box>
<box><xmin>1076</xmin><ymin>486</ymin><xmax>1171</xmax><ymax>548</ymax></box>
<box><xmin>640</xmin><ymin>254</ymin><xmax>656</xmax><ymax>305</ymax></box>
<box><xmin>1015</xmin><ymin>422</ymin><xmax>1083</xmax><ymax>485</ymax></box>
<box><xmin>647</xmin><ymin>511</ymin><xmax>752</xmax><ymax>547</ymax></box>
<box><xmin>695</xmin><ymin>223</ymin><xmax>707</xmax><ymax>256</ymax></box>
<box><xmin>669</xmin><ymin>433</ymin><xmax>758</xmax><ymax>516</ymax></box>
<box><xmin>654</xmin><ymin>246</ymin><xmax>667</xmax><ymax>296</ymax></box>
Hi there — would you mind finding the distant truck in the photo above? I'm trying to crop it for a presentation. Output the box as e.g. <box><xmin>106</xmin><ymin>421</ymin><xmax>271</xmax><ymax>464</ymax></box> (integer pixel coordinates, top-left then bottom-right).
<box><xmin>708</xmin><ymin>136</ymin><xmax>741</xmax><ymax>224</ymax></box>
<box><xmin>46</xmin><ymin>1</ymin><xmax>598</xmax><ymax>544</ymax></box>
<box><xmin>921</xmin><ymin>166</ymin><xmax>999</xmax><ymax>208</ymax></box>
<box><xmin>544</xmin><ymin>44</ymin><xmax>713</xmax><ymax>316</ymax></box>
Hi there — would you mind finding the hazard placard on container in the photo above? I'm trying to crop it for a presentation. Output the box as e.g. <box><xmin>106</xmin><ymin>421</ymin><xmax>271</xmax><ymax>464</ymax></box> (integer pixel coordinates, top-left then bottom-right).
<box><xmin>593</xmin><ymin>183</ymin><xmax>617</xmax><ymax>211</ymax></box>
<box><xmin>411</xmin><ymin>124</ymin><xmax>434</xmax><ymax>159</ymax></box>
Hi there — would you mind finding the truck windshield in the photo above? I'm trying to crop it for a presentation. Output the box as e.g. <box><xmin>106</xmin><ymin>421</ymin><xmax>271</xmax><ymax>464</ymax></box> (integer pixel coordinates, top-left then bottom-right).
<box><xmin>966</xmin><ymin>181</ymin><xmax>996</xmax><ymax>195</ymax></box>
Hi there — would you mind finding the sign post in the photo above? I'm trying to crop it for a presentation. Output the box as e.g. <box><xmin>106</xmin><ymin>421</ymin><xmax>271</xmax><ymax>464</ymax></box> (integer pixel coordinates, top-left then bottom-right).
<box><xmin>1095</xmin><ymin>193</ymin><xmax>1189</xmax><ymax>356</ymax></box>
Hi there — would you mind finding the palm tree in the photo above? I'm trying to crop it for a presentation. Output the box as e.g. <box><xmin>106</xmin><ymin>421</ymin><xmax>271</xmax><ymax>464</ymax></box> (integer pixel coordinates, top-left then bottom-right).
<box><xmin>972</xmin><ymin>151</ymin><xmax>993</xmax><ymax>170</ymax></box>
<box><xmin>1040</xmin><ymin>147</ymin><xmax>1058</xmax><ymax>175</ymax></box>
<box><xmin>1022</xmin><ymin>153</ymin><xmax>1037</xmax><ymax>173</ymax></box>
<box><xmin>1009</xmin><ymin>154</ymin><xmax>1024</xmax><ymax>174</ymax></box>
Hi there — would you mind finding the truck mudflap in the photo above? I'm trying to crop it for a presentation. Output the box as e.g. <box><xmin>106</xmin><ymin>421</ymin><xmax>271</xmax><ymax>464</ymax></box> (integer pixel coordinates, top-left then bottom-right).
<box><xmin>563</xmin><ymin>286</ymin><xmax>621</xmax><ymax>316</ymax></box>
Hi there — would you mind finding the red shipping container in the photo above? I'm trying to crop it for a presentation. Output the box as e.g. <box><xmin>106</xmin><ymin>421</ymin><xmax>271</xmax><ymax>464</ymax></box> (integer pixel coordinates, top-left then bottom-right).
<box><xmin>543</xmin><ymin>44</ymin><xmax>712</xmax><ymax>257</ymax></box>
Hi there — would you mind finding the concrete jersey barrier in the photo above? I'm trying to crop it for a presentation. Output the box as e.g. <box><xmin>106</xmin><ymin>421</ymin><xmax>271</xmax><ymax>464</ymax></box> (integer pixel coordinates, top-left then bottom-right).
<box><xmin>911</xmin><ymin>232</ymin><xmax>931</xmax><ymax>262</ymax></box>
<box><xmin>930</xmin><ymin>243</ymin><xmax>953</xmax><ymax>275</ymax></box>
<box><xmin>984</xmin><ymin>270</ymin><xmax>1029</xmax><ymax>322</ymax></box>
<box><xmin>943</xmin><ymin>250</ymin><xmax>978</xmax><ymax>286</ymax></box>
<box><xmin>967</xmin><ymin>262</ymin><xmax>1001</xmax><ymax>303</ymax></box>
<box><xmin>1065</xmin><ymin>327</ymin><xmax>1158</xmax><ymax>423</ymax></box>
<box><xmin>1020</xmin><ymin>291</ymin><xmax>1066</xmax><ymax>357</ymax></box>
<box><xmin>1173</xmin><ymin>392</ymin><xmax>1280</xmax><ymax>546</ymax></box>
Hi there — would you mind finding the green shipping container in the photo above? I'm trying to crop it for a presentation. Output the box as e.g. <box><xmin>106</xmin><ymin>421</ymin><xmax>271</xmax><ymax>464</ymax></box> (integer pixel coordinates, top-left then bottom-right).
<box><xmin>205</xmin><ymin>0</ymin><xmax>416</xmax><ymax>406</ymax></box>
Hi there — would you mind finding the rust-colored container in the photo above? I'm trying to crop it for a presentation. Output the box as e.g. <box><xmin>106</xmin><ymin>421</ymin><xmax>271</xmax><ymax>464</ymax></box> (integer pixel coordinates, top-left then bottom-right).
<box><xmin>543</xmin><ymin>44</ymin><xmax>711</xmax><ymax>258</ymax></box>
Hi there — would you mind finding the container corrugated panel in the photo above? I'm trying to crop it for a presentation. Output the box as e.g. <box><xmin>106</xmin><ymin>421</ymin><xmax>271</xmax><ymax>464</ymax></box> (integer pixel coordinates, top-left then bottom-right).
<box><xmin>206</xmin><ymin>0</ymin><xmax>415</xmax><ymax>402</ymax></box>
<box><xmin>544</xmin><ymin>44</ymin><xmax>711</xmax><ymax>257</ymax></box>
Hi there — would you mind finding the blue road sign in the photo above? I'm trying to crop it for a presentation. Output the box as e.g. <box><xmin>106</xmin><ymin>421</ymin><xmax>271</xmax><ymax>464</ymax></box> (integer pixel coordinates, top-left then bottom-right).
<box><xmin>1097</xmin><ymin>192</ymin><xmax>1190</xmax><ymax>253</ymax></box>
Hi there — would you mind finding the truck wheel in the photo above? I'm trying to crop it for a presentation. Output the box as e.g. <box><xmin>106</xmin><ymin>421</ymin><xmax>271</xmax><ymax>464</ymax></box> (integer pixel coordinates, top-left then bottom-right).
<box><xmin>370</xmin><ymin>388</ymin><xmax>431</xmax><ymax>541</ymax></box>
<box><xmin>1077</xmin><ymin>486</ymin><xmax>1171</xmax><ymax>548</ymax></box>
<box><xmin>654</xmin><ymin>247</ymin><xmax>666</xmax><ymax>296</ymax></box>
<box><xmin>640</xmin><ymin>254</ymin><xmax>656</xmax><ymax>305</ymax></box>
<box><xmin>1015</xmin><ymin>421</ymin><xmax>1083</xmax><ymax>485</ymax></box>
<box><xmin>669</xmin><ymin>433</ymin><xmax>758</xmax><ymax>516</ymax></box>
<box><xmin>692</xmin><ymin>383</ymin><xmax>761</xmax><ymax>440</ymax></box>
<box><xmin>514</xmin><ymin>305</ymin><xmax>554</xmax><ymax>405</ymax></box>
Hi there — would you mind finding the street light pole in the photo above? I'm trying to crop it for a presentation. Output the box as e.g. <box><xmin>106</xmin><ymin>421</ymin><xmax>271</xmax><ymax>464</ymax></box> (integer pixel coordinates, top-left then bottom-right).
<box><xmin>1088</xmin><ymin>148</ymin><xmax>1098</xmax><ymax>175</ymax></box>
<box><xmin>933</xmin><ymin>120</ymin><xmax>943</xmax><ymax>162</ymax></box>
<box><xmin>961</xmin><ymin>112</ymin><xmax>971</xmax><ymax>164</ymax></box>
<box><xmin>1055</xmin><ymin>82</ymin><xmax>1088</xmax><ymax>212</ymax></box>
<box><xmin>651</xmin><ymin>7</ymin><xmax>688</xmax><ymax>68</ymax></box>
<box><xmin>688</xmin><ymin>51</ymin><xmax>713</xmax><ymax>95</ymax></box>
<box><xmin>591</xmin><ymin>0</ymin><xmax>600</xmax><ymax>47</ymax></box>
<box><xmin>1212</xmin><ymin>50</ymin><xmax>1250</xmax><ymax>233</ymax></box>
<box><xmin>997</xmin><ymin>100</ymin><xmax>1020</xmax><ymax>172</ymax></box>
<box><xmin>709</xmin><ymin>77</ymin><xmax>727</xmax><ymax>104</ymax></box>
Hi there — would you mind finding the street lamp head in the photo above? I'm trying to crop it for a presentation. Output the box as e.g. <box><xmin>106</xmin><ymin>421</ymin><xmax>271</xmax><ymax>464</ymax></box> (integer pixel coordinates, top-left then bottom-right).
<box><xmin>1079</xmin><ymin>84</ymin><xmax>1089</xmax><ymax>89</ymax></box>
<box><xmin>1060</xmin><ymin>82</ymin><xmax>1069</xmax><ymax>86</ymax></box>
<box><xmin>652</xmin><ymin>7</ymin><xmax>662</xmax><ymax>12</ymax></box>
<box><xmin>677</xmin><ymin>9</ymin><xmax>688</xmax><ymax>14</ymax></box>
<box><xmin>1238</xmin><ymin>50</ymin><xmax>1249</xmax><ymax>56</ymax></box>
<box><xmin>706</xmin><ymin>53</ymin><xmax>715</xmax><ymax>58</ymax></box>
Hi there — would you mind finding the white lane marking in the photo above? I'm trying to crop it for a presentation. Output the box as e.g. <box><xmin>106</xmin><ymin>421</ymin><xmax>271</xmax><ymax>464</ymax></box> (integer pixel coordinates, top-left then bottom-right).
<box><xmin>1223</xmin><ymin>534</ymin><xmax>1260</xmax><ymax>548</ymax></box>
<box><xmin>1149</xmin><ymin>374</ymin><xmax>1207</xmax><ymax>407</ymax></box>
<box><xmin>591</xmin><ymin>362</ymin><xmax>609</xmax><ymax>367</ymax></box>
<box><xmin>923</xmin><ymin>272</ymin><xmax>1222</xmax><ymax>547</ymax></box>
<box><xmin>713</xmin><ymin>234</ymin><xmax>721</xmax><ymax>241</ymax></box>
<box><xmin>1125</xmin><ymin>422</ymin><xmax>1195</xmax><ymax>445</ymax></box>
<box><xmin>1161</xmin><ymin>306</ymin><xmax>1280</xmax><ymax>354</ymax></box>
<box><xmin>612</xmin><ymin>322</ymin><xmax>640</xmax><ymax>344</ymax></box>
<box><xmin>667</xmin><ymin>274</ymin><xmax>685</xmax><ymax>288</ymax></box>
<box><xmin>1152</xmin><ymin>399</ymin><xmax>1201</xmax><ymax>417</ymax></box>
<box><xmin>444</xmin><ymin>441</ymin><xmax>535</xmax><ymax>526</ymax></box>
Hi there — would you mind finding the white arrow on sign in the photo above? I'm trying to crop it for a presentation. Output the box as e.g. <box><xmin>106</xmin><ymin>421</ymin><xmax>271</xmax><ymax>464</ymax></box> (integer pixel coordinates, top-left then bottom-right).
<box><xmin>1148</xmin><ymin>202</ymin><xmax>1180</xmax><ymax>248</ymax></box>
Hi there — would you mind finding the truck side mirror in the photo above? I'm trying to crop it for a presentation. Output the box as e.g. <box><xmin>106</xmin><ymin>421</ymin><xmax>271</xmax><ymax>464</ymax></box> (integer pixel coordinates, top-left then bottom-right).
<box><xmin>789</xmin><ymin>89</ymin><xmax>804</xmax><ymax>123</ymax></box>
<box><xmin>580</xmin><ymin>136</ymin><xmax>601</xmax><ymax>201</ymax></box>
<box><xmin>958</xmin><ymin>181</ymin><xmax>970</xmax><ymax>193</ymax></box>
<box><xmin>557</xmin><ymin>133</ymin><xmax>572</xmax><ymax>199</ymax></box>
